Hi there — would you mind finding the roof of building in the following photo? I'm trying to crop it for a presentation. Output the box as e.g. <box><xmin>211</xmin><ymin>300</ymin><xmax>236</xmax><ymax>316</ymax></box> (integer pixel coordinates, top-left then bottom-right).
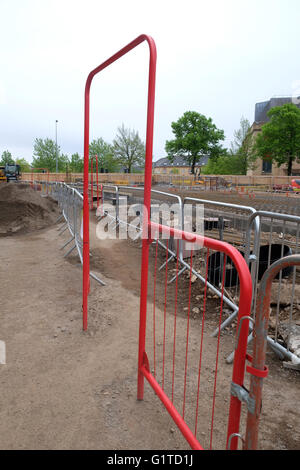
<box><xmin>152</xmin><ymin>155</ymin><xmax>210</xmax><ymax>168</ymax></box>
<box><xmin>255</xmin><ymin>96</ymin><xmax>300</xmax><ymax>123</ymax></box>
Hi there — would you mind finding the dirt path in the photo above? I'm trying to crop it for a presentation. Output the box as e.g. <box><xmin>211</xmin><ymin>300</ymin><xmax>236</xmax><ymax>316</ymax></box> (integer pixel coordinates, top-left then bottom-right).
<box><xmin>0</xmin><ymin>216</ymin><xmax>299</xmax><ymax>449</ymax></box>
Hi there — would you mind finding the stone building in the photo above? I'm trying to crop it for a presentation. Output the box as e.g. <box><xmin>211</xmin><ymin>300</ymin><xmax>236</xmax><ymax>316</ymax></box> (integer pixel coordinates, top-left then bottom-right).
<box><xmin>247</xmin><ymin>97</ymin><xmax>300</xmax><ymax>176</ymax></box>
<box><xmin>152</xmin><ymin>155</ymin><xmax>210</xmax><ymax>175</ymax></box>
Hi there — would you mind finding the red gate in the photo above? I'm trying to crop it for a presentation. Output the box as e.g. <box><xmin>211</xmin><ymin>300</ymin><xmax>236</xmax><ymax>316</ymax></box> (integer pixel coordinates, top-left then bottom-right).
<box><xmin>83</xmin><ymin>34</ymin><xmax>156</xmax><ymax>331</ymax></box>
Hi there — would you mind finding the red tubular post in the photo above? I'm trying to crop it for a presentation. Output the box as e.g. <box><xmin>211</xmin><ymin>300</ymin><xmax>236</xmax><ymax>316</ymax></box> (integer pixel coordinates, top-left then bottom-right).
<box><xmin>83</xmin><ymin>35</ymin><xmax>157</xmax><ymax>332</ymax></box>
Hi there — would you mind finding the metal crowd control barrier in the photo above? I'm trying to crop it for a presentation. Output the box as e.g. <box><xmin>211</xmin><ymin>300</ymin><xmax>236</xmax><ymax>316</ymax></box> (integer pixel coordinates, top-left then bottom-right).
<box><xmin>50</xmin><ymin>182</ymin><xmax>105</xmax><ymax>287</ymax></box>
<box><xmin>182</xmin><ymin>197</ymin><xmax>260</xmax><ymax>338</ymax></box>
<box><xmin>137</xmin><ymin>222</ymin><xmax>253</xmax><ymax>450</ymax></box>
<box><xmin>244</xmin><ymin>254</ymin><xmax>300</xmax><ymax>450</ymax></box>
<box><xmin>233</xmin><ymin>210</ymin><xmax>300</xmax><ymax>366</ymax></box>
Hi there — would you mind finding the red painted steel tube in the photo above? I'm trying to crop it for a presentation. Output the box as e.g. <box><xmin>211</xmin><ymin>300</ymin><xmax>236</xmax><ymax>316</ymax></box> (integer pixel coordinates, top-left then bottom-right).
<box><xmin>141</xmin><ymin>364</ymin><xmax>203</xmax><ymax>450</ymax></box>
<box><xmin>143</xmin><ymin>222</ymin><xmax>252</xmax><ymax>449</ymax></box>
<box><xmin>83</xmin><ymin>35</ymin><xmax>157</xmax><ymax>332</ymax></box>
<box><xmin>244</xmin><ymin>255</ymin><xmax>300</xmax><ymax>450</ymax></box>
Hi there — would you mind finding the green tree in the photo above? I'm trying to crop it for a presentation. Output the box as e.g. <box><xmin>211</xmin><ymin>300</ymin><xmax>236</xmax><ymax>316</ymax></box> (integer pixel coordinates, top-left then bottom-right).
<box><xmin>32</xmin><ymin>138</ymin><xmax>69</xmax><ymax>172</ymax></box>
<box><xmin>70</xmin><ymin>153</ymin><xmax>84</xmax><ymax>173</ymax></box>
<box><xmin>0</xmin><ymin>150</ymin><xmax>14</xmax><ymax>165</ymax></box>
<box><xmin>230</xmin><ymin>116</ymin><xmax>256</xmax><ymax>174</ymax></box>
<box><xmin>15</xmin><ymin>158</ymin><xmax>31</xmax><ymax>172</ymax></box>
<box><xmin>113</xmin><ymin>124</ymin><xmax>145</xmax><ymax>173</ymax></box>
<box><xmin>165</xmin><ymin>111</ymin><xmax>225</xmax><ymax>174</ymax></box>
<box><xmin>202</xmin><ymin>153</ymin><xmax>243</xmax><ymax>175</ymax></box>
<box><xmin>254</xmin><ymin>103</ymin><xmax>300</xmax><ymax>176</ymax></box>
<box><xmin>89</xmin><ymin>138</ymin><xmax>119</xmax><ymax>173</ymax></box>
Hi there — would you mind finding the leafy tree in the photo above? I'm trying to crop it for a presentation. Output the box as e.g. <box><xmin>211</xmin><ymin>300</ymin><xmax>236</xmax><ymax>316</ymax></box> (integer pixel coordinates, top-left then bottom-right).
<box><xmin>15</xmin><ymin>158</ymin><xmax>31</xmax><ymax>172</ymax></box>
<box><xmin>254</xmin><ymin>103</ymin><xmax>300</xmax><ymax>176</ymax></box>
<box><xmin>89</xmin><ymin>138</ymin><xmax>119</xmax><ymax>173</ymax></box>
<box><xmin>230</xmin><ymin>116</ymin><xmax>257</xmax><ymax>174</ymax></box>
<box><xmin>0</xmin><ymin>150</ymin><xmax>14</xmax><ymax>165</ymax></box>
<box><xmin>113</xmin><ymin>124</ymin><xmax>145</xmax><ymax>173</ymax></box>
<box><xmin>203</xmin><ymin>153</ymin><xmax>243</xmax><ymax>175</ymax></box>
<box><xmin>165</xmin><ymin>111</ymin><xmax>225</xmax><ymax>174</ymax></box>
<box><xmin>70</xmin><ymin>153</ymin><xmax>84</xmax><ymax>173</ymax></box>
<box><xmin>32</xmin><ymin>138</ymin><xmax>69</xmax><ymax>172</ymax></box>
<box><xmin>230</xmin><ymin>116</ymin><xmax>251</xmax><ymax>154</ymax></box>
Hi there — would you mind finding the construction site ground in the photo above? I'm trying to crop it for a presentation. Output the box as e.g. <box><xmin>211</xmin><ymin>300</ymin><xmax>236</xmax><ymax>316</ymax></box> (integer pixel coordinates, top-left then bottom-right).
<box><xmin>0</xmin><ymin>184</ymin><xmax>299</xmax><ymax>450</ymax></box>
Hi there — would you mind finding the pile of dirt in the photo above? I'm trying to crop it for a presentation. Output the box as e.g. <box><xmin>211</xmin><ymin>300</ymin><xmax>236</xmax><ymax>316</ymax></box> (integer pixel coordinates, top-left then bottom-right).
<box><xmin>0</xmin><ymin>183</ymin><xmax>60</xmax><ymax>236</ymax></box>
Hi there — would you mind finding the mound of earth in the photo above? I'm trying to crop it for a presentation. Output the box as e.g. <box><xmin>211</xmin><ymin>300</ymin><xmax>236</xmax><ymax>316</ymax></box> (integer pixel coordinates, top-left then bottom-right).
<box><xmin>0</xmin><ymin>183</ymin><xmax>60</xmax><ymax>236</ymax></box>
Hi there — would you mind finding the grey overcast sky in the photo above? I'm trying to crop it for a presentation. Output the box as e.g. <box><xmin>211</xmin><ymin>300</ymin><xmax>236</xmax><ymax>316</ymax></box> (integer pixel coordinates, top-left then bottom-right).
<box><xmin>1</xmin><ymin>0</ymin><xmax>300</xmax><ymax>163</ymax></box>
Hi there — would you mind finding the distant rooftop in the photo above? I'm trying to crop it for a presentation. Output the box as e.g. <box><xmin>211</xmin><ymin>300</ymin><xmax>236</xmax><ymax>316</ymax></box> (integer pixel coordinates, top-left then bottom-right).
<box><xmin>153</xmin><ymin>155</ymin><xmax>210</xmax><ymax>168</ymax></box>
<box><xmin>255</xmin><ymin>96</ymin><xmax>300</xmax><ymax>123</ymax></box>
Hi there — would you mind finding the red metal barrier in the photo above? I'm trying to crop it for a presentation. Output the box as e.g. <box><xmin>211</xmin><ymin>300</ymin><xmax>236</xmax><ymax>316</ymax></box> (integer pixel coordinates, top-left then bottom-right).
<box><xmin>83</xmin><ymin>34</ymin><xmax>156</xmax><ymax>330</ymax></box>
<box><xmin>137</xmin><ymin>222</ymin><xmax>252</xmax><ymax>449</ymax></box>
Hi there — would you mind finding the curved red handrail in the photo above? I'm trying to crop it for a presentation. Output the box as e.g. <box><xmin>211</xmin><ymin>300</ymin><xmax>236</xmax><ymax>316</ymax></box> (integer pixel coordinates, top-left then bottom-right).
<box><xmin>147</xmin><ymin>222</ymin><xmax>253</xmax><ymax>449</ymax></box>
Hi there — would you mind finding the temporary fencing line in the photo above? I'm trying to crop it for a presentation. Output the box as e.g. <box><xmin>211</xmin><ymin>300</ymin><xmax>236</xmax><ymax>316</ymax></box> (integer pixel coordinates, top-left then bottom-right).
<box><xmin>49</xmin><ymin>182</ymin><xmax>105</xmax><ymax>287</ymax></box>
<box><xmin>244</xmin><ymin>254</ymin><xmax>300</xmax><ymax>449</ymax></box>
<box><xmin>33</xmin><ymin>178</ymin><xmax>300</xmax><ymax>369</ymax></box>
<box><xmin>103</xmin><ymin>187</ymin><xmax>300</xmax><ymax>368</ymax></box>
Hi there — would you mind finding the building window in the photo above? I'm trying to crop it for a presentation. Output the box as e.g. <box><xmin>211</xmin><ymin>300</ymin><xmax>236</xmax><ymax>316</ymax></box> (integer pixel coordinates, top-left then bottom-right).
<box><xmin>262</xmin><ymin>159</ymin><xmax>272</xmax><ymax>174</ymax></box>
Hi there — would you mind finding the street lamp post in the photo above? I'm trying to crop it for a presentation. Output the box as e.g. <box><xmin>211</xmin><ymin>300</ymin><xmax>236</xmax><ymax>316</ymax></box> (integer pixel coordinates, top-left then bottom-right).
<box><xmin>55</xmin><ymin>120</ymin><xmax>58</xmax><ymax>173</ymax></box>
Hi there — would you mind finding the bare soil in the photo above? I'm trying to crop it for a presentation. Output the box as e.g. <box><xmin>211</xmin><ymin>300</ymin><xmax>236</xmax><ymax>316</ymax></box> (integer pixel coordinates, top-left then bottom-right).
<box><xmin>0</xmin><ymin>187</ymin><xmax>299</xmax><ymax>450</ymax></box>
<box><xmin>0</xmin><ymin>183</ymin><xmax>59</xmax><ymax>236</ymax></box>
